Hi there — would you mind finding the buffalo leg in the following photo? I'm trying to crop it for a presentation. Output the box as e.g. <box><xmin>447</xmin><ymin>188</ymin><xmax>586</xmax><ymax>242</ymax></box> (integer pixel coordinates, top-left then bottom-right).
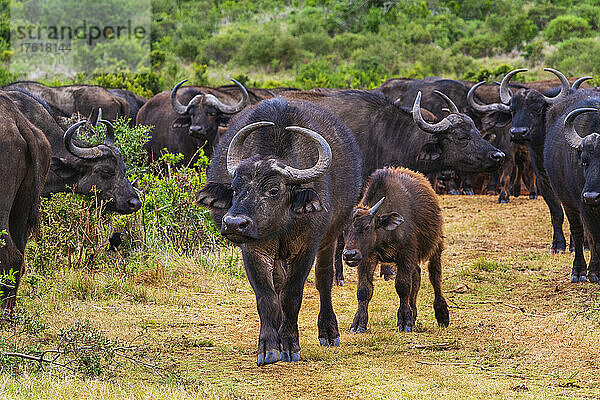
<box><xmin>564</xmin><ymin>208</ymin><xmax>587</xmax><ymax>282</ymax></box>
<box><xmin>0</xmin><ymin>234</ymin><xmax>23</xmax><ymax>321</ymax></box>
<box><xmin>461</xmin><ymin>174</ymin><xmax>475</xmax><ymax>196</ymax></box>
<box><xmin>409</xmin><ymin>265</ymin><xmax>421</xmax><ymax>324</ymax></box>
<box><xmin>537</xmin><ymin>175</ymin><xmax>566</xmax><ymax>253</ymax></box>
<box><xmin>350</xmin><ymin>255</ymin><xmax>378</xmax><ymax>333</ymax></box>
<box><xmin>279</xmin><ymin>246</ymin><xmax>319</xmax><ymax>362</ymax></box>
<box><xmin>242</xmin><ymin>249</ymin><xmax>283</xmax><ymax>366</ymax></box>
<box><xmin>428</xmin><ymin>243</ymin><xmax>450</xmax><ymax>327</ymax></box>
<box><xmin>315</xmin><ymin>243</ymin><xmax>340</xmax><ymax>346</ymax></box>
<box><xmin>497</xmin><ymin>163</ymin><xmax>512</xmax><ymax>203</ymax></box>
<box><xmin>333</xmin><ymin>235</ymin><xmax>345</xmax><ymax>286</ymax></box>
<box><xmin>395</xmin><ymin>253</ymin><xmax>416</xmax><ymax>332</ymax></box>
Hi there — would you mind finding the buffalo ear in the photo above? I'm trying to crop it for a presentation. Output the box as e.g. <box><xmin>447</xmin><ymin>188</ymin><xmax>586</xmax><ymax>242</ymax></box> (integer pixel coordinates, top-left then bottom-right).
<box><xmin>418</xmin><ymin>142</ymin><xmax>442</xmax><ymax>162</ymax></box>
<box><xmin>172</xmin><ymin>116</ymin><xmax>191</xmax><ymax>129</ymax></box>
<box><xmin>197</xmin><ymin>182</ymin><xmax>233</xmax><ymax>210</ymax></box>
<box><xmin>482</xmin><ymin>111</ymin><xmax>511</xmax><ymax>129</ymax></box>
<box><xmin>376</xmin><ymin>212</ymin><xmax>404</xmax><ymax>231</ymax></box>
<box><xmin>292</xmin><ymin>188</ymin><xmax>325</xmax><ymax>214</ymax></box>
<box><xmin>50</xmin><ymin>157</ymin><xmax>81</xmax><ymax>180</ymax></box>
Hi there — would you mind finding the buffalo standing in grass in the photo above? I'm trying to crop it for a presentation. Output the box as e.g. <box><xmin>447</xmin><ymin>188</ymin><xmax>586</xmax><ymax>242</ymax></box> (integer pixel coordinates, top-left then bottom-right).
<box><xmin>137</xmin><ymin>79</ymin><xmax>248</xmax><ymax>164</ymax></box>
<box><xmin>343</xmin><ymin>167</ymin><xmax>449</xmax><ymax>333</ymax></box>
<box><xmin>4</xmin><ymin>89</ymin><xmax>141</xmax><ymax>214</ymax></box>
<box><xmin>545</xmin><ymin>91</ymin><xmax>600</xmax><ymax>282</ymax></box>
<box><xmin>198</xmin><ymin>98</ymin><xmax>362</xmax><ymax>365</ymax></box>
<box><xmin>472</xmin><ymin>68</ymin><xmax>574</xmax><ymax>254</ymax></box>
<box><xmin>0</xmin><ymin>93</ymin><xmax>51</xmax><ymax>317</ymax></box>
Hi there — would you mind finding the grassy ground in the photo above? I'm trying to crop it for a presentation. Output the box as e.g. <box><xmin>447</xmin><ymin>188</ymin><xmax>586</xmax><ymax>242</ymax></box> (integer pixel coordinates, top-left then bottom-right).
<box><xmin>1</xmin><ymin>195</ymin><xmax>600</xmax><ymax>399</ymax></box>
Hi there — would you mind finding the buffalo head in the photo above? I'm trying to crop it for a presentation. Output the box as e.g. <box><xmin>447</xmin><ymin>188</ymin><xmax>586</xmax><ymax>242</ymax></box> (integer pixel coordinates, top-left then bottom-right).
<box><xmin>413</xmin><ymin>90</ymin><xmax>505</xmax><ymax>172</ymax></box>
<box><xmin>343</xmin><ymin>197</ymin><xmax>404</xmax><ymax>267</ymax></box>
<box><xmin>170</xmin><ymin>79</ymin><xmax>248</xmax><ymax>141</ymax></box>
<box><xmin>469</xmin><ymin>68</ymin><xmax>571</xmax><ymax>145</ymax></box>
<box><xmin>198</xmin><ymin>121</ymin><xmax>332</xmax><ymax>244</ymax></box>
<box><xmin>56</xmin><ymin>119</ymin><xmax>142</xmax><ymax>214</ymax></box>
<box><xmin>564</xmin><ymin>107</ymin><xmax>600</xmax><ymax>206</ymax></box>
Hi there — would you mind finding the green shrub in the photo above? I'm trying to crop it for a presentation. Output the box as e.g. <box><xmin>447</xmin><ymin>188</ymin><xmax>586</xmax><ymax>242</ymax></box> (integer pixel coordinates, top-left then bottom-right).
<box><xmin>527</xmin><ymin>3</ymin><xmax>566</xmax><ymax>29</ymax></box>
<box><xmin>500</xmin><ymin>15</ymin><xmax>538</xmax><ymax>51</ymax></box>
<box><xmin>452</xmin><ymin>33</ymin><xmax>501</xmax><ymax>58</ymax></box>
<box><xmin>546</xmin><ymin>37</ymin><xmax>600</xmax><ymax>77</ymax></box>
<box><xmin>544</xmin><ymin>15</ymin><xmax>591</xmax><ymax>45</ymax></box>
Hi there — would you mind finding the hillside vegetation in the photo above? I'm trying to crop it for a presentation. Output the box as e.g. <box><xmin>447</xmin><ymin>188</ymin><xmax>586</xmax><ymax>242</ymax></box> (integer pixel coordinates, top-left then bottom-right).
<box><xmin>3</xmin><ymin>0</ymin><xmax>600</xmax><ymax>93</ymax></box>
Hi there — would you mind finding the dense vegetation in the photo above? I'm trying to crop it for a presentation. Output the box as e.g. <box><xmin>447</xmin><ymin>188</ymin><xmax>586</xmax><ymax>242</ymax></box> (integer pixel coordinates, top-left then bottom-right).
<box><xmin>2</xmin><ymin>0</ymin><xmax>600</xmax><ymax>93</ymax></box>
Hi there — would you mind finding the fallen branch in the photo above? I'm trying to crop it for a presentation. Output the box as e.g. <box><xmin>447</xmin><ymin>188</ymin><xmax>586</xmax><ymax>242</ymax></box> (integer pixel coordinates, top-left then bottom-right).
<box><xmin>409</xmin><ymin>342</ymin><xmax>455</xmax><ymax>350</ymax></box>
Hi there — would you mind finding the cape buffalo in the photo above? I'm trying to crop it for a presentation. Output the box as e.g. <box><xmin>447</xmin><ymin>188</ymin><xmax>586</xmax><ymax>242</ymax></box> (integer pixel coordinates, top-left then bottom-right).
<box><xmin>471</xmin><ymin>68</ymin><xmax>574</xmax><ymax>253</ymax></box>
<box><xmin>545</xmin><ymin>92</ymin><xmax>600</xmax><ymax>282</ymax></box>
<box><xmin>2</xmin><ymin>81</ymin><xmax>129</xmax><ymax>122</ymax></box>
<box><xmin>109</xmin><ymin>88</ymin><xmax>147</xmax><ymax>126</ymax></box>
<box><xmin>4</xmin><ymin>89</ymin><xmax>141</xmax><ymax>214</ymax></box>
<box><xmin>0</xmin><ymin>93</ymin><xmax>51</xmax><ymax>318</ymax></box>
<box><xmin>343</xmin><ymin>167</ymin><xmax>449</xmax><ymax>333</ymax></box>
<box><xmin>198</xmin><ymin>98</ymin><xmax>362</xmax><ymax>365</ymax></box>
<box><xmin>137</xmin><ymin>79</ymin><xmax>248</xmax><ymax>163</ymax></box>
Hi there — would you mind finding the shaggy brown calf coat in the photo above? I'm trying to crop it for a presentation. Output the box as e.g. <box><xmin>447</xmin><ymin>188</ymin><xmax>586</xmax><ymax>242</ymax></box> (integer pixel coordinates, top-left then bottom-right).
<box><xmin>343</xmin><ymin>167</ymin><xmax>449</xmax><ymax>332</ymax></box>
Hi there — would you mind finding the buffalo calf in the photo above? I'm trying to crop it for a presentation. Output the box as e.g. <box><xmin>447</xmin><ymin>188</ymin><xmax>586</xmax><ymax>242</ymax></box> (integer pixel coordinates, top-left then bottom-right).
<box><xmin>343</xmin><ymin>167</ymin><xmax>449</xmax><ymax>333</ymax></box>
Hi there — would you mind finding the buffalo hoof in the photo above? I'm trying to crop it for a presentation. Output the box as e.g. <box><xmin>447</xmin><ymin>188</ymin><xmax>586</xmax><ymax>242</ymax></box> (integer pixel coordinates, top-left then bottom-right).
<box><xmin>447</xmin><ymin>190</ymin><xmax>461</xmax><ymax>195</ymax></box>
<box><xmin>257</xmin><ymin>349</ymin><xmax>281</xmax><ymax>366</ymax></box>
<box><xmin>550</xmin><ymin>240</ymin><xmax>566</xmax><ymax>254</ymax></box>
<box><xmin>529</xmin><ymin>193</ymin><xmax>538</xmax><ymax>199</ymax></box>
<box><xmin>498</xmin><ymin>199</ymin><xmax>509</xmax><ymax>204</ymax></box>
<box><xmin>434</xmin><ymin>298</ymin><xmax>450</xmax><ymax>327</ymax></box>
<box><xmin>319</xmin><ymin>337</ymin><xmax>339</xmax><ymax>347</ymax></box>
<box><xmin>584</xmin><ymin>239</ymin><xmax>590</xmax><ymax>252</ymax></box>
<box><xmin>280</xmin><ymin>351</ymin><xmax>300</xmax><ymax>362</ymax></box>
<box><xmin>569</xmin><ymin>242</ymin><xmax>575</xmax><ymax>253</ymax></box>
<box><xmin>570</xmin><ymin>274</ymin><xmax>587</xmax><ymax>283</ymax></box>
<box><xmin>334</xmin><ymin>279</ymin><xmax>344</xmax><ymax>287</ymax></box>
<box><xmin>463</xmin><ymin>189</ymin><xmax>475</xmax><ymax>196</ymax></box>
<box><xmin>397</xmin><ymin>325</ymin><xmax>412</xmax><ymax>332</ymax></box>
<box><xmin>588</xmin><ymin>273</ymin><xmax>599</xmax><ymax>283</ymax></box>
<box><xmin>350</xmin><ymin>326</ymin><xmax>366</xmax><ymax>333</ymax></box>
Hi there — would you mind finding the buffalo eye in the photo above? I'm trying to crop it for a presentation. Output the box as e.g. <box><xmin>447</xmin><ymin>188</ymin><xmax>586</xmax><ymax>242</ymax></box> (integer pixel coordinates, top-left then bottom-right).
<box><xmin>459</xmin><ymin>134</ymin><xmax>470</xmax><ymax>141</ymax></box>
<box><xmin>99</xmin><ymin>168</ymin><xmax>115</xmax><ymax>178</ymax></box>
<box><xmin>581</xmin><ymin>158</ymin><xmax>589</xmax><ymax>168</ymax></box>
<box><xmin>267</xmin><ymin>187</ymin><xmax>280</xmax><ymax>197</ymax></box>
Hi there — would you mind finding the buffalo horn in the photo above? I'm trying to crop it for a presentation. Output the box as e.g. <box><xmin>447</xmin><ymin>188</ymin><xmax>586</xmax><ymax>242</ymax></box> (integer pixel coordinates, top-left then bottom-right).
<box><xmin>171</xmin><ymin>79</ymin><xmax>190</xmax><ymax>115</ymax></box>
<box><xmin>100</xmin><ymin>119</ymin><xmax>116</xmax><ymax>145</ymax></box>
<box><xmin>64</xmin><ymin>121</ymin><xmax>103</xmax><ymax>159</ymax></box>
<box><xmin>572</xmin><ymin>76</ymin><xmax>593</xmax><ymax>91</ymax></box>
<box><xmin>412</xmin><ymin>91</ymin><xmax>451</xmax><ymax>134</ymax></box>
<box><xmin>203</xmin><ymin>79</ymin><xmax>249</xmax><ymax>114</ymax></box>
<box><xmin>433</xmin><ymin>90</ymin><xmax>459</xmax><ymax>114</ymax></box>
<box><xmin>541</xmin><ymin>68</ymin><xmax>570</xmax><ymax>104</ymax></box>
<box><xmin>499</xmin><ymin>68</ymin><xmax>527</xmax><ymax>104</ymax></box>
<box><xmin>563</xmin><ymin>107</ymin><xmax>597</xmax><ymax>149</ymax></box>
<box><xmin>280</xmin><ymin>126</ymin><xmax>332</xmax><ymax>184</ymax></box>
<box><xmin>467</xmin><ymin>81</ymin><xmax>510</xmax><ymax>113</ymax></box>
<box><xmin>368</xmin><ymin>197</ymin><xmax>385</xmax><ymax>215</ymax></box>
<box><xmin>227</xmin><ymin>121</ymin><xmax>276</xmax><ymax>177</ymax></box>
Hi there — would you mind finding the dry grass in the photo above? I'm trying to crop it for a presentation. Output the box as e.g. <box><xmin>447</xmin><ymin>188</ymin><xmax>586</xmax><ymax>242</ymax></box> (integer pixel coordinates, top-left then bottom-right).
<box><xmin>2</xmin><ymin>195</ymin><xmax>600</xmax><ymax>399</ymax></box>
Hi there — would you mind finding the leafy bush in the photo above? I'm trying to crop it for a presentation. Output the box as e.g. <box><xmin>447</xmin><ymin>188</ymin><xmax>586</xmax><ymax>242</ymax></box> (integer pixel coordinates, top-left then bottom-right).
<box><xmin>544</xmin><ymin>15</ymin><xmax>591</xmax><ymax>45</ymax></box>
<box><xmin>546</xmin><ymin>37</ymin><xmax>600</xmax><ymax>77</ymax></box>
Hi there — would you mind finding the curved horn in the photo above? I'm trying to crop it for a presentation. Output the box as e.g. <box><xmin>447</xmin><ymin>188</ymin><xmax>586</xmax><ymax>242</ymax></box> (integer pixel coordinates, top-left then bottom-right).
<box><xmin>171</xmin><ymin>79</ymin><xmax>189</xmax><ymax>115</ymax></box>
<box><xmin>95</xmin><ymin>108</ymin><xmax>103</xmax><ymax>127</ymax></box>
<box><xmin>279</xmin><ymin>126</ymin><xmax>332</xmax><ymax>184</ymax></box>
<box><xmin>563</xmin><ymin>107</ymin><xmax>597</xmax><ymax>149</ymax></box>
<box><xmin>64</xmin><ymin>121</ymin><xmax>103</xmax><ymax>159</ymax></box>
<box><xmin>467</xmin><ymin>81</ymin><xmax>510</xmax><ymax>113</ymax></box>
<box><xmin>99</xmin><ymin>119</ymin><xmax>115</xmax><ymax>145</ymax></box>
<box><xmin>499</xmin><ymin>68</ymin><xmax>527</xmax><ymax>104</ymax></box>
<box><xmin>412</xmin><ymin>91</ymin><xmax>451</xmax><ymax>134</ymax></box>
<box><xmin>227</xmin><ymin>121</ymin><xmax>275</xmax><ymax>177</ymax></box>
<box><xmin>433</xmin><ymin>90</ymin><xmax>459</xmax><ymax>114</ymax></box>
<box><xmin>542</xmin><ymin>68</ymin><xmax>570</xmax><ymax>104</ymax></box>
<box><xmin>203</xmin><ymin>79</ymin><xmax>249</xmax><ymax>114</ymax></box>
<box><xmin>572</xmin><ymin>76</ymin><xmax>593</xmax><ymax>91</ymax></box>
<box><xmin>368</xmin><ymin>197</ymin><xmax>385</xmax><ymax>215</ymax></box>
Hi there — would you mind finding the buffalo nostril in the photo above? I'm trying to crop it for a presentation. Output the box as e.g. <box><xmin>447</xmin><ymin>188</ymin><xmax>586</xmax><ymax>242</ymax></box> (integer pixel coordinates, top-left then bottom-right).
<box><xmin>223</xmin><ymin>215</ymin><xmax>253</xmax><ymax>234</ymax></box>
<box><xmin>582</xmin><ymin>192</ymin><xmax>600</xmax><ymax>205</ymax></box>
<box><xmin>128</xmin><ymin>198</ymin><xmax>142</xmax><ymax>212</ymax></box>
<box><xmin>510</xmin><ymin>127</ymin><xmax>528</xmax><ymax>136</ymax></box>
<box><xmin>490</xmin><ymin>151</ymin><xmax>505</xmax><ymax>162</ymax></box>
<box><xmin>343</xmin><ymin>250</ymin><xmax>358</xmax><ymax>260</ymax></box>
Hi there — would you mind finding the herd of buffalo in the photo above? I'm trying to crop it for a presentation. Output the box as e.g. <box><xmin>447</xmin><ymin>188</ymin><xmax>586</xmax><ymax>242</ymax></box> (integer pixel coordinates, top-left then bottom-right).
<box><xmin>0</xmin><ymin>67</ymin><xmax>598</xmax><ymax>366</ymax></box>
